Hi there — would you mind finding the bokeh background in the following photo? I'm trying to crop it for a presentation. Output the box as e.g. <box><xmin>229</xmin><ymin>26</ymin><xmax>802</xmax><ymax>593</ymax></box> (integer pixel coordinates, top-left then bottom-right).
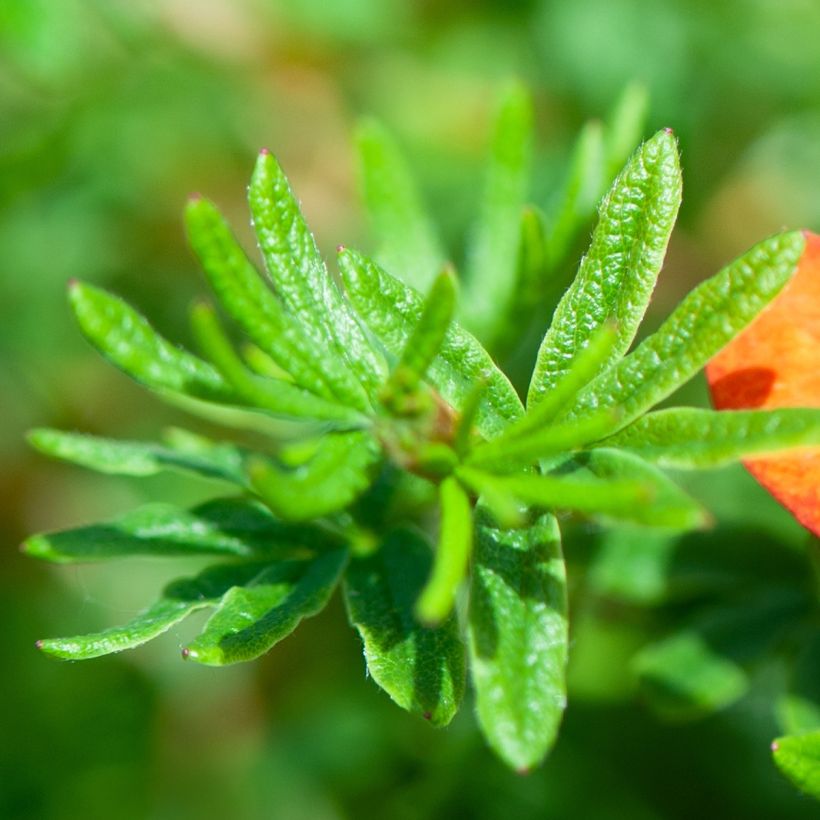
<box><xmin>3</xmin><ymin>1</ymin><xmax>820</xmax><ymax>817</ymax></box>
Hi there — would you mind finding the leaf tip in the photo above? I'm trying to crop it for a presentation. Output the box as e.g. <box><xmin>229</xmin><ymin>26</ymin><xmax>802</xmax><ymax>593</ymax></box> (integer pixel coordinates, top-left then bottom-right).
<box><xmin>771</xmin><ymin>740</ymin><xmax>780</xmax><ymax>752</ymax></box>
<box><xmin>34</xmin><ymin>639</ymin><xmax>44</xmax><ymax>651</ymax></box>
<box><xmin>259</xmin><ymin>147</ymin><xmax>270</xmax><ymax>156</ymax></box>
<box><xmin>181</xmin><ymin>646</ymin><xmax>191</xmax><ymax>659</ymax></box>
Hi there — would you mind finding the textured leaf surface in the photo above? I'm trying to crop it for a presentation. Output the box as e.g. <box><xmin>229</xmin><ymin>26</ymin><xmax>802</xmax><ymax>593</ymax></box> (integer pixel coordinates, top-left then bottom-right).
<box><xmin>356</xmin><ymin>119</ymin><xmax>445</xmax><ymax>293</ymax></box>
<box><xmin>468</xmin><ymin>511</ymin><xmax>567</xmax><ymax>771</ymax></box>
<box><xmin>249</xmin><ymin>432</ymin><xmax>381</xmax><ymax>521</ymax></box>
<box><xmin>706</xmin><ymin>231</ymin><xmax>820</xmax><ymax>536</ymax></box>
<box><xmin>604</xmin><ymin>407</ymin><xmax>820</xmax><ymax>468</ymax></box>
<box><xmin>343</xmin><ymin>528</ymin><xmax>465</xmax><ymax>726</ymax></box>
<box><xmin>462</xmin><ymin>83</ymin><xmax>532</xmax><ymax>342</ymax></box>
<box><xmin>566</xmin><ymin>231</ymin><xmax>806</xmax><ymax>428</ymax></box>
<box><xmin>24</xmin><ymin>497</ymin><xmax>335</xmax><ymax>563</ymax></box>
<box><xmin>248</xmin><ymin>151</ymin><xmax>382</xmax><ymax>408</ymax></box>
<box><xmin>184</xmin><ymin>548</ymin><xmax>347</xmax><ymax>665</ymax></box>
<box><xmin>185</xmin><ymin>196</ymin><xmax>358</xmax><ymax>403</ymax></box>
<box><xmin>69</xmin><ymin>281</ymin><xmax>236</xmax><ymax>403</ymax></box>
<box><xmin>28</xmin><ymin>428</ymin><xmax>246</xmax><ymax>485</ymax></box>
<box><xmin>529</xmin><ymin>130</ymin><xmax>681</xmax><ymax>408</ymax></box>
<box><xmin>38</xmin><ymin>562</ymin><xmax>269</xmax><ymax>660</ymax></box>
<box><xmin>339</xmin><ymin>248</ymin><xmax>523</xmax><ymax>437</ymax></box>
<box><xmin>773</xmin><ymin>732</ymin><xmax>820</xmax><ymax>801</ymax></box>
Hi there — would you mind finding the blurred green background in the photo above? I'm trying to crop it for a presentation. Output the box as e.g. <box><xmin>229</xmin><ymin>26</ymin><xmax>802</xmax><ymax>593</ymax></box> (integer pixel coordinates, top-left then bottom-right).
<box><xmin>3</xmin><ymin>1</ymin><xmax>820</xmax><ymax>817</ymax></box>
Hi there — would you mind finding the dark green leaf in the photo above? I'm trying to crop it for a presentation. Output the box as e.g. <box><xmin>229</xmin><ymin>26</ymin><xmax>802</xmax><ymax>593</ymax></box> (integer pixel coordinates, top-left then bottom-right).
<box><xmin>356</xmin><ymin>118</ymin><xmax>445</xmax><ymax>293</ymax></box>
<box><xmin>23</xmin><ymin>497</ymin><xmax>336</xmax><ymax>563</ymax></box>
<box><xmin>37</xmin><ymin>562</ymin><xmax>271</xmax><ymax>660</ymax></box>
<box><xmin>184</xmin><ymin>548</ymin><xmax>348</xmax><ymax>665</ymax></box>
<box><xmin>603</xmin><ymin>407</ymin><xmax>820</xmax><ymax>468</ymax></box>
<box><xmin>344</xmin><ymin>528</ymin><xmax>465</xmax><ymax>726</ymax></box>
<box><xmin>530</xmin><ymin>129</ymin><xmax>682</xmax><ymax>408</ymax></box>
<box><xmin>338</xmin><ymin>248</ymin><xmax>523</xmax><ymax>437</ymax></box>
<box><xmin>468</xmin><ymin>510</ymin><xmax>568</xmax><ymax>771</ymax></box>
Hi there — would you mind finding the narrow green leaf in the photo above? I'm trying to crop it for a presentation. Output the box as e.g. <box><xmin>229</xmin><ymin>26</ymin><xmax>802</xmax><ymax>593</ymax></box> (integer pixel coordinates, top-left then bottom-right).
<box><xmin>343</xmin><ymin>528</ymin><xmax>465</xmax><ymax>726</ymax></box>
<box><xmin>248</xmin><ymin>150</ymin><xmax>384</xmax><ymax>408</ymax></box>
<box><xmin>387</xmin><ymin>267</ymin><xmax>457</xmax><ymax>395</ymax></box>
<box><xmin>415</xmin><ymin>477</ymin><xmax>473</xmax><ymax>624</ymax></box>
<box><xmin>185</xmin><ymin>196</ymin><xmax>358</xmax><ymax>403</ymax></box>
<box><xmin>603</xmin><ymin>82</ymin><xmax>649</xmax><ymax>182</ymax></box>
<box><xmin>567</xmin><ymin>448</ymin><xmax>710</xmax><ymax>530</ymax></box>
<box><xmin>356</xmin><ymin>118</ymin><xmax>445</xmax><ymax>292</ymax></box>
<box><xmin>566</xmin><ymin>231</ymin><xmax>806</xmax><ymax>428</ymax></box>
<box><xmin>23</xmin><ymin>497</ymin><xmax>337</xmax><ymax>563</ymax></box>
<box><xmin>462</xmin><ymin>83</ymin><xmax>533</xmax><ymax>342</ymax></box>
<box><xmin>468</xmin><ymin>510</ymin><xmax>568</xmax><ymax>771</ymax></box>
<box><xmin>338</xmin><ymin>248</ymin><xmax>523</xmax><ymax>437</ymax></box>
<box><xmin>529</xmin><ymin>129</ymin><xmax>682</xmax><ymax>408</ymax></box>
<box><xmin>248</xmin><ymin>431</ymin><xmax>381</xmax><ymax>522</ymax></box>
<box><xmin>545</xmin><ymin>119</ymin><xmax>604</xmax><ymax>269</ymax></box>
<box><xmin>68</xmin><ymin>281</ymin><xmax>236</xmax><ymax>403</ymax></box>
<box><xmin>190</xmin><ymin>302</ymin><xmax>362</xmax><ymax>424</ymax></box>
<box><xmin>184</xmin><ymin>548</ymin><xmax>348</xmax><ymax>665</ymax></box>
<box><xmin>27</xmin><ymin>427</ymin><xmax>246</xmax><ymax>486</ymax></box>
<box><xmin>772</xmin><ymin>732</ymin><xmax>820</xmax><ymax>801</ymax></box>
<box><xmin>458</xmin><ymin>465</ymin><xmax>654</xmax><ymax>524</ymax></box>
<box><xmin>603</xmin><ymin>407</ymin><xmax>820</xmax><ymax>469</ymax></box>
<box><xmin>37</xmin><ymin>562</ymin><xmax>270</xmax><ymax>660</ymax></box>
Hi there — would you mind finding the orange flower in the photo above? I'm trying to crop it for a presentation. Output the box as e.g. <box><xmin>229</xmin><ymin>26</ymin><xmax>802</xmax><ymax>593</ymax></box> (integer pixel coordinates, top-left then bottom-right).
<box><xmin>706</xmin><ymin>231</ymin><xmax>820</xmax><ymax>536</ymax></box>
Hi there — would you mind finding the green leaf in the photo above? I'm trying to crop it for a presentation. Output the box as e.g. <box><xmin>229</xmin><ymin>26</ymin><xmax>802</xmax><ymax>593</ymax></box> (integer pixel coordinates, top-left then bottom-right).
<box><xmin>567</xmin><ymin>448</ymin><xmax>710</xmax><ymax>530</ymax></box>
<box><xmin>338</xmin><ymin>248</ymin><xmax>523</xmax><ymax>437</ymax></box>
<box><xmin>190</xmin><ymin>302</ymin><xmax>362</xmax><ymax>424</ymax></box>
<box><xmin>602</xmin><ymin>407</ymin><xmax>820</xmax><ymax>468</ymax></box>
<box><xmin>23</xmin><ymin>497</ymin><xmax>337</xmax><ymax>563</ymax></box>
<box><xmin>355</xmin><ymin>118</ymin><xmax>445</xmax><ymax>293</ymax></box>
<box><xmin>415</xmin><ymin>476</ymin><xmax>473</xmax><ymax>624</ymax></box>
<box><xmin>566</xmin><ymin>231</ymin><xmax>806</xmax><ymax>428</ymax></box>
<box><xmin>184</xmin><ymin>548</ymin><xmax>348</xmax><ymax>665</ymax></box>
<box><xmin>387</xmin><ymin>267</ymin><xmax>457</xmax><ymax>397</ymax></box>
<box><xmin>37</xmin><ymin>562</ymin><xmax>271</xmax><ymax>660</ymax></box>
<box><xmin>772</xmin><ymin>732</ymin><xmax>820</xmax><ymax>802</ymax></box>
<box><xmin>27</xmin><ymin>427</ymin><xmax>247</xmax><ymax>486</ymax></box>
<box><xmin>185</xmin><ymin>196</ymin><xmax>359</xmax><ymax>404</ymax></box>
<box><xmin>468</xmin><ymin>510</ymin><xmax>568</xmax><ymax>771</ymax></box>
<box><xmin>462</xmin><ymin>83</ymin><xmax>532</xmax><ymax>342</ymax></box>
<box><xmin>603</xmin><ymin>82</ymin><xmax>649</xmax><ymax>182</ymax></box>
<box><xmin>343</xmin><ymin>528</ymin><xmax>465</xmax><ymax>726</ymax></box>
<box><xmin>529</xmin><ymin>129</ymin><xmax>682</xmax><ymax>408</ymax></box>
<box><xmin>248</xmin><ymin>431</ymin><xmax>381</xmax><ymax>522</ymax></box>
<box><xmin>248</xmin><ymin>150</ymin><xmax>384</xmax><ymax>408</ymax></box>
<box><xmin>68</xmin><ymin>281</ymin><xmax>236</xmax><ymax>404</ymax></box>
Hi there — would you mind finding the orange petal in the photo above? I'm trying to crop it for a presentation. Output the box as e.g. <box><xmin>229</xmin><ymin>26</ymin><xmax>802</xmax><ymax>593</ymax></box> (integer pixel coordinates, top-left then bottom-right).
<box><xmin>706</xmin><ymin>231</ymin><xmax>820</xmax><ymax>536</ymax></box>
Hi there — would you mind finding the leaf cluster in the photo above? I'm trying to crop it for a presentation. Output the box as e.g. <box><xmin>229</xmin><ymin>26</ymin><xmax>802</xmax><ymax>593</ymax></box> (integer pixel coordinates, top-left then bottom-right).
<box><xmin>26</xmin><ymin>84</ymin><xmax>820</xmax><ymax>774</ymax></box>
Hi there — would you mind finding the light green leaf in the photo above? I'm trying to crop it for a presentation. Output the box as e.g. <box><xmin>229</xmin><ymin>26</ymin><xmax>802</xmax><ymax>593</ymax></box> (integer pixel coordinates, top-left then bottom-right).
<box><xmin>356</xmin><ymin>118</ymin><xmax>445</xmax><ymax>292</ymax></box>
<box><xmin>415</xmin><ymin>476</ymin><xmax>473</xmax><ymax>624</ymax></box>
<box><xmin>68</xmin><ymin>281</ymin><xmax>236</xmax><ymax>403</ymax></box>
<box><xmin>772</xmin><ymin>732</ymin><xmax>820</xmax><ymax>802</ymax></box>
<box><xmin>185</xmin><ymin>196</ymin><xmax>358</xmax><ymax>404</ymax></box>
<box><xmin>468</xmin><ymin>510</ymin><xmax>567</xmax><ymax>771</ymax></box>
<box><xmin>37</xmin><ymin>562</ymin><xmax>270</xmax><ymax>660</ymax></box>
<box><xmin>462</xmin><ymin>83</ymin><xmax>532</xmax><ymax>342</ymax></box>
<box><xmin>343</xmin><ymin>528</ymin><xmax>465</xmax><ymax>726</ymax></box>
<box><xmin>23</xmin><ymin>497</ymin><xmax>336</xmax><ymax>563</ymax></box>
<box><xmin>566</xmin><ymin>231</ymin><xmax>806</xmax><ymax>427</ymax></box>
<box><xmin>603</xmin><ymin>82</ymin><xmax>649</xmax><ymax>182</ymax></box>
<box><xmin>529</xmin><ymin>129</ymin><xmax>682</xmax><ymax>408</ymax></box>
<box><xmin>248</xmin><ymin>431</ymin><xmax>381</xmax><ymax>521</ymax></box>
<box><xmin>27</xmin><ymin>427</ymin><xmax>246</xmax><ymax>486</ymax></box>
<box><xmin>184</xmin><ymin>548</ymin><xmax>348</xmax><ymax>665</ymax></box>
<box><xmin>603</xmin><ymin>407</ymin><xmax>820</xmax><ymax>468</ymax></box>
<box><xmin>567</xmin><ymin>448</ymin><xmax>710</xmax><ymax>530</ymax></box>
<box><xmin>338</xmin><ymin>248</ymin><xmax>523</xmax><ymax>437</ymax></box>
<box><xmin>248</xmin><ymin>150</ymin><xmax>384</xmax><ymax>408</ymax></box>
<box><xmin>190</xmin><ymin>302</ymin><xmax>362</xmax><ymax>424</ymax></box>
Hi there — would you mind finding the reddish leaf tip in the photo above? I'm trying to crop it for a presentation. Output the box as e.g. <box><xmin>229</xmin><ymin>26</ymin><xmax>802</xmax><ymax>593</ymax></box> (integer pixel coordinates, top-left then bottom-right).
<box><xmin>422</xmin><ymin>711</ymin><xmax>432</xmax><ymax>721</ymax></box>
<box><xmin>336</xmin><ymin>244</ymin><xmax>346</xmax><ymax>253</ymax></box>
<box><xmin>181</xmin><ymin>647</ymin><xmax>190</xmax><ymax>659</ymax></box>
<box><xmin>516</xmin><ymin>766</ymin><xmax>531</xmax><ymax>777</ymax></box>
<box><xmin>35</xmin><ymin>640</ymin><xmax>44</xmax><ymax>650</ymax></box>
<box><xmin>259</xmin><ymin>147</ymin><xmax>270</xmax><ymax>156</ymax></box>
<box><xmin>771</xmin><ymin>740</ymin><xmax>780</xmax><ymax>752</ymax></box>
<box><xmin>66</xmin><ymin>278</ymin><xmax>79</xmax><ymax>289</ymax></box>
